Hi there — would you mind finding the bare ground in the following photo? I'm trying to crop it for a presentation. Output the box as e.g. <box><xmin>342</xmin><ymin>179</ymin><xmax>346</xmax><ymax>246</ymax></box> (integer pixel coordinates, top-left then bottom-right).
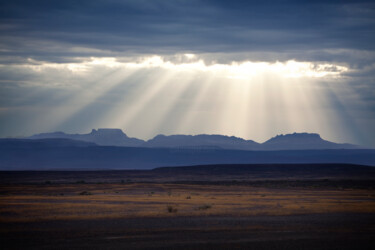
<box><xmin>1</xmin><ymin>165</ymin><xmax>375</xmax><ymax>249</ymax></box>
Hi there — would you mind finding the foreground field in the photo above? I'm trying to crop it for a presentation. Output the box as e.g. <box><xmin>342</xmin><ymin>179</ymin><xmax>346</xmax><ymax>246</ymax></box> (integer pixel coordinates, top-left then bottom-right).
<box><xmin>1</xmin><ymin>165</ymin><xmax>375</xmax><ymax>249</ymax></box>
<box><xmin>1</xmin><ymin>183</ymin><xmax>375</xmax><ymax>221</ymax></box>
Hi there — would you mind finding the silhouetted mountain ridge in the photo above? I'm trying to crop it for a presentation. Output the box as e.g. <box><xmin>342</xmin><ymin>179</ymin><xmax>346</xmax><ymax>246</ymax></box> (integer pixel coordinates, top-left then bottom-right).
<box><xmin>27</xmin><ymin>129</ymin><xmax>363</xmax><ymax>150</ymax></box>
<box><xmin>262</xmin><ymin>133</ymin><xmax>360</xmax><ymax>150</ymax></box>
<box><xmin>1</xmin><ymin>135</ymin><xmax>374</xmax><ymax>170</ymax></box>
<box><xmin>29</xmin><ymin>128</ymin><xmax>144</xmax><ymax>147</ymax></box>
<box><xmin>145</xmin><ymin>134</ymin><xmax>259</xmax><ymax>150</ymax></box>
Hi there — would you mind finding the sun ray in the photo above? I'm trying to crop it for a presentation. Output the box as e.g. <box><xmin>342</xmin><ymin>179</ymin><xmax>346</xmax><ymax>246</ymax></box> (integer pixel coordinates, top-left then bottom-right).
<box><xmin>134</xmin><ymin>72</ymin><xmax>199</xmax><ymax>138</ymax></box>
<box><xmin>12</xmin><ymin>54</ymin><xmax>359</xmax><ymax>143</ymax></box>
<box><xmin>107</xmin><ymin>70</ymin><xmax>179</xmax><ymax>131</ymax></box>
<box><xmin>175</xmin><ymin>74</ymin><xmax>216</xmax><ymax>133</ymax></box>
<box><xmin>320</xmin><ymin>82</ymin><xmax>366</xmax><ymax>144</ymax></box>
<box><xmin>31</xmin><ymin>67</ymin><xmax>140</xmax><ymax>132</ymax></box>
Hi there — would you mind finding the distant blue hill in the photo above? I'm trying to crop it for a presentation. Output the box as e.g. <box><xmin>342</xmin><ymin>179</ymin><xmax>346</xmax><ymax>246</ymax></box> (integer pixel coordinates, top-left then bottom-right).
<box><xmin>145</xmin><ymin>134</ymin><xmax>260</xmax><ymax>150</ymax></box>
<box><xmin>260</xmin><ymin>133</ymin><xmax>360</xmax><ymax>150</ymax></box>
<box><xmin>0</xmin><ymin>138</ymin><xmax>374</xmax><ymax>170</ymax></box>
<box><xmin>28</xmin><ymin>129</ymin><xmax>363</xmax><ymax>151</ymax></box>
<box><xmin>29</xmin><ymin>128</ymin><xmax>144</xmax><ymax>147</ymax></box>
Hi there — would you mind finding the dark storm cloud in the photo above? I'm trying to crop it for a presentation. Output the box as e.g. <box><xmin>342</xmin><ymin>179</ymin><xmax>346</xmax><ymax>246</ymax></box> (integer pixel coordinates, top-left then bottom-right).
<box><xmin>1</xmin><ymin>0</ymin><xmax>375</xmax><ymax>63</ymax></box>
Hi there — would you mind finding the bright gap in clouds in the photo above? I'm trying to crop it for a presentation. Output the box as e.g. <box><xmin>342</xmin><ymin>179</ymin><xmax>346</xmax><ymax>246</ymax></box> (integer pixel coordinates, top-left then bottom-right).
<box><xmin>25</xmin><ymin>55</ymin><xmax>349</xmax><ymax>81</ymax></box>
<box><xmin>4</xmin><ymin>54</ymin><xmax>368</xmax><ymax>146</ymax></box>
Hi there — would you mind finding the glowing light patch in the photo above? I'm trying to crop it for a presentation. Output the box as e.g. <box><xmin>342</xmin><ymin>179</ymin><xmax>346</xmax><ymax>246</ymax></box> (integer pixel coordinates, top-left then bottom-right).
<box><xmin>184</xmin><ymin>53</ymin><xmax>196</xmax><ymax>59</ymax></box>
<box><xmin>21</xmin><ymin>55</ymin><xmax>349</xmax><ymax>79</ymax></box>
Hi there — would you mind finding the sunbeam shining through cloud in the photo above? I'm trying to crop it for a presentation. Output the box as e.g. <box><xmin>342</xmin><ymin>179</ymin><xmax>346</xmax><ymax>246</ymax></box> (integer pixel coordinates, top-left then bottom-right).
<box><xmin>0</xmin><ymin>0</ymin><xmax>374</xmax><ymax>148</ymax></box>
<box><xmin>21</xmin><ymin>56</ymin><xmax>349</xmax><ymax>80</ymax></box>
<box><xmin>0</xmin><ymin>54</ymin><xmax>371</xmax><ymax>146</ymax></box>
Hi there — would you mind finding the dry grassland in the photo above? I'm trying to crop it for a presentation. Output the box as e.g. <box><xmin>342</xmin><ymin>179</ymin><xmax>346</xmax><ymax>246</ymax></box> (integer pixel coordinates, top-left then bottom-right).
<box><xmin>1</xmin><ymin>183</ymin><xmax>374</xmax><ymax>222</ymax></box>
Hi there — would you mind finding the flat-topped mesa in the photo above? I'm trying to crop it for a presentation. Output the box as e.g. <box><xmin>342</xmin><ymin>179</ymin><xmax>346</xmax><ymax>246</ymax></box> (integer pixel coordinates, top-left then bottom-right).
<box><xmin>145</xmin><ymin>134</ymin><xmax>259</xmax><ymax>150</ymax></box>
<box><xmin>262</xmin><ymin>132</ymin><xmax>357</xmax><ymax>150</ymax></box>
<box><xmin>266</xmin><ymin>133</ymin><xmax>322</xmax><ymax>143</ymax></box>
<box><xmin>86</xmin><ymin>128</ymin><xmax>144</xmax><ymax>146</ymax></box>
<box><xmin>29</xmin><ymin>128</ymin><xmax>144</xmax><ymax>147</ymax></box>
<box><xmin>90</xmin><ymin>128</ymin><xmax>128</xmax><ymax>137</ymax></box>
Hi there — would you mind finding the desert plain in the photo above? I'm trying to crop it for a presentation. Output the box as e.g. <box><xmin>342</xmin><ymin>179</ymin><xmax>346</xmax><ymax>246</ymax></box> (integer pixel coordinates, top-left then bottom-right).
<box><xmin>1</xmin><ymin>164</ymin><xmax>375</xmax><ymax>249</ymax></box>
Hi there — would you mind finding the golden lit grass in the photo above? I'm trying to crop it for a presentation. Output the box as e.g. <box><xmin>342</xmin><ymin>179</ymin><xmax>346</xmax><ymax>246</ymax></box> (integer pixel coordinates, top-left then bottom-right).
<box><xmin>0</xmin><ymin>183</ymin><xmax>374</xmax><ymax>222</ymax></box>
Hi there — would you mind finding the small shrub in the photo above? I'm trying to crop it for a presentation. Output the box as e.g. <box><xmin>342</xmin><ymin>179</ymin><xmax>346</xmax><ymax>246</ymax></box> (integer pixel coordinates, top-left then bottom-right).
<box><xmin>76</xmin><ymin>180</ymin><xmax>86</xmax><ymax>184</ymax></box>
<box><xmin>186</xmin><ymin>196</ymin><xmax>191</xmax><ymax>199</ymax></box>
<box><xmin>167</xmin><ymin>205</ymin><xmax>178</xmax><ymax>213</ymax></box>
<box><xmin>45</xmin><ymin>181</ymin><xmax>51</xmax><ymax>184</ymax></box>
<box><xmin>79</xmin><ymin>191</ymin><xmax>92</xmax><ymax>195</ymax></box>
<box><xmin>198</xmin><ymin>204</ymin><xmax>212</xmax><ymax>210</ymax></box>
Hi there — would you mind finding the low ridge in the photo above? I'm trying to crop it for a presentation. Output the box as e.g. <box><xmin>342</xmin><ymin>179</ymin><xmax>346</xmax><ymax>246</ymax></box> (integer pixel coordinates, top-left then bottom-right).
<box><xmin>29</xmin><ymin>128</ymin><xmax>144</xmax><ymax>147</ymax></box>
<box><xmin>262</xmin><ymin>133</ymin><xmax>359</xmax><ymax>150</ymax></box>
<box><xmin>27</xmin><ymin>129</ymin><xmax>362</xmax><ymax>150</ymax></box>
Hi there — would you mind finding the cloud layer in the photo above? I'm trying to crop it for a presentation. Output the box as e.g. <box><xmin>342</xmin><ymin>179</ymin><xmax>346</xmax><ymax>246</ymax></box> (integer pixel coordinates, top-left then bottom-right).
<box><xmin>1</xmin><ymin>0</ymin><xmax>375</xmax><ymax>63</ymax></box>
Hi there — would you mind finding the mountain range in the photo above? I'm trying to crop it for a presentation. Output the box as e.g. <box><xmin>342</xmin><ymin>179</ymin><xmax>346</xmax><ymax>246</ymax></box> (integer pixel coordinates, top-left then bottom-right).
<box><xmin>28</xmin><ymin>128</ymin><xmax>362</xmax><ymax>151</ymax></box>
<box><xmin>0</xmin><ymin>129</ymin><xmax>373</xmax><ymax>170</ymax></box>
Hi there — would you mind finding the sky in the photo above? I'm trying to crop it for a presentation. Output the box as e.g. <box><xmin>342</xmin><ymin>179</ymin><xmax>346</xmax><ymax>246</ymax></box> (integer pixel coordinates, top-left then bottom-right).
<box><xmin>0</xmin><ymin>0</ymin><xmax>375</xmax><ymax>147</ymax></box>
